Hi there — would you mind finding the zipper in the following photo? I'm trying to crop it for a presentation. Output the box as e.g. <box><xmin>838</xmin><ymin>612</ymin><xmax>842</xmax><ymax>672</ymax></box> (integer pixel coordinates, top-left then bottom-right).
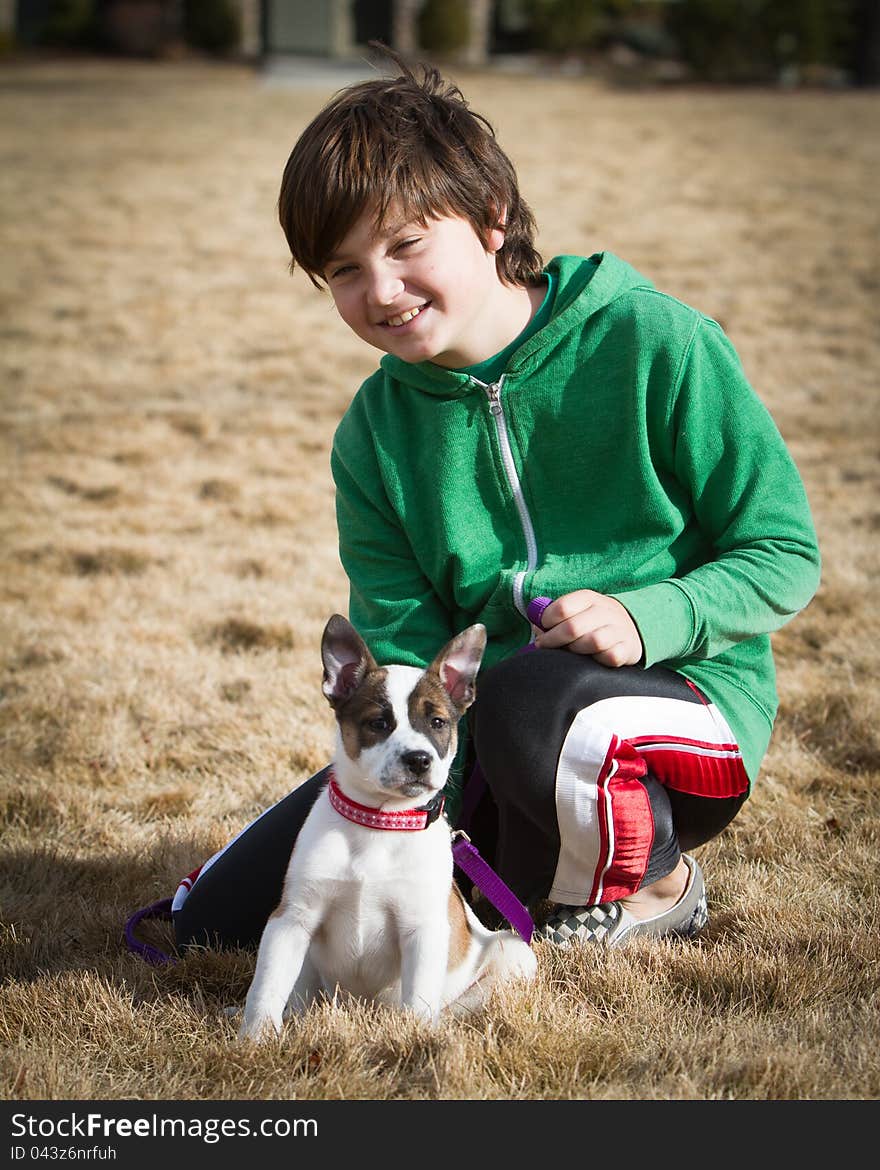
<box><xmin>471</xmin><ymin>375</ymin><xmax>538</xmax><ymax>618</ymax></box>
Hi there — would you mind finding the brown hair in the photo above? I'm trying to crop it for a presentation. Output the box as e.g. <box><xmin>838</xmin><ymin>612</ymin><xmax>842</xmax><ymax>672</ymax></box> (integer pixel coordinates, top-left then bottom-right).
<box><xmin>278</xmin><ymin>47</ymin><xmax>544</xmax><ymax>289</ymax></box>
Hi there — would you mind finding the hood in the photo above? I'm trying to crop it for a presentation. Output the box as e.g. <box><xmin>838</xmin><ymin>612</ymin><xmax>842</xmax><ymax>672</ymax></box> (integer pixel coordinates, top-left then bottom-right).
<box><xmin>378</xmin><ymin>252</ymin><xmax>655</xmax><ymax>397</ymax></box>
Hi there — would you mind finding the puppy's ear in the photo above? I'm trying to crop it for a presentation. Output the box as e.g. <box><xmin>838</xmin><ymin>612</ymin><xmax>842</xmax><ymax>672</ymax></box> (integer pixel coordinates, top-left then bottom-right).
<box><xmin>321</xmin><ymin>615</ymin><xmax>377</xmax><ymax>707</ymax></box>
<box><xmin>429</xmin><ymin>624</ymin><xmax>487</xmax><ymax>711</ymax></box>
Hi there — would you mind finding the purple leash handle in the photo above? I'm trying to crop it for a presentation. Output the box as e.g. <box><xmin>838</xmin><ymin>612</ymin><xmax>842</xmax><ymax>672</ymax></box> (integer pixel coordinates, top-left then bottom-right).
<box><xmin>124</xmin><ymin>897</ymin><xmax>176</xmax><ymax>966</ymax></box>
<box><xmin>452</xmin><ymin>832</ymin><xmax>534</xmax><ymax>945</ymax></box>
<box><xmin>526</xmin><ymin>595</ymin><xmax>553</xmax><ymax>634</ymax></box>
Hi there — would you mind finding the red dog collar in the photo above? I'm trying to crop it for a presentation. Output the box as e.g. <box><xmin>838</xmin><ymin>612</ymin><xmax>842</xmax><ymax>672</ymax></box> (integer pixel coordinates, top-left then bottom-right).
<box><xmin>327</xmin><ymin>776</ymin><xmax>445</xmax><ymax>831</ymax></box>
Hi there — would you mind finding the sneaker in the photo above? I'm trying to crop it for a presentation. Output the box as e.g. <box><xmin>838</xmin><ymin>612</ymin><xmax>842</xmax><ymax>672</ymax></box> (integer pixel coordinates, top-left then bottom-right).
<box><xmin>535</xmin><ymin>853</ymin><xmax>708</xmax><ymax>948</ymax></box>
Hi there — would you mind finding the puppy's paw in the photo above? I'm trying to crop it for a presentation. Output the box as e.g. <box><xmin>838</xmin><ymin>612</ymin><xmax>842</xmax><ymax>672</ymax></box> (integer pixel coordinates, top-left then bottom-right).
<box><xmin>401</xmin><ymin>1000</ymin><xmax>441</xmax><ymax>1029</ymax></box>
<box><xmin>237</xmin><ymin>1014</ymin><xmax>281</xmax><ymax>1044</ymax></box>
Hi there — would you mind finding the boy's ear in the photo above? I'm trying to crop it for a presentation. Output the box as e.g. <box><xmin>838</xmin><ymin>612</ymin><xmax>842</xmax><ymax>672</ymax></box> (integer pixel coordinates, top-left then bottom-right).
<box><xmin>488</xmin><ymin>204</ymin><xmax>507</xmax><ymax>254</ymax></box>
<box><xmin>487</xmin><ymin>224</ymin><xmax>506</xmax><ymax>254</ymax></box>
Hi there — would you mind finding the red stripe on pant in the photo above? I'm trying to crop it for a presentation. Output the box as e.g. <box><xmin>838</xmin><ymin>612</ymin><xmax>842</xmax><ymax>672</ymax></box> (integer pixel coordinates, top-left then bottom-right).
<box><xmin>592</xmin><ymin>736</ymin><xmax>656</xmax><ymax>904</ymax></box>
<box><xmin>628</xmin><ymin>736</ymin><xmax>750</xmax><ymax>798</ymax></box>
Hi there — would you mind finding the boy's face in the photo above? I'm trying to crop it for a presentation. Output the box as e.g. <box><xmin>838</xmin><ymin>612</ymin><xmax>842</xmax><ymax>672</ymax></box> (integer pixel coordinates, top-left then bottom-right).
<box><xmin>323</xmin><ymin>205</ymin><xmax>507</xmax><ymax>368</ymax></box>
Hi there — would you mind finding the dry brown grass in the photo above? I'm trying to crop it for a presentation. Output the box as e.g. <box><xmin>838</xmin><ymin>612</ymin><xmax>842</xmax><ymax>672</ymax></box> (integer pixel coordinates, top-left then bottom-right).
<box><xmin>1</xmin><ymin>57</ymin><xmax>878</xmax><ymax>1102</ymax></box>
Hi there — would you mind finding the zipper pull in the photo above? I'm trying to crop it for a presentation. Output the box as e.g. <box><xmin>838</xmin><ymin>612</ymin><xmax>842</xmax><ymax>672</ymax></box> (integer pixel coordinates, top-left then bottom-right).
<box><xmin>485</xmin><ymin>380</ymin><xmax>504</xmax><ymax>416</ymax></box>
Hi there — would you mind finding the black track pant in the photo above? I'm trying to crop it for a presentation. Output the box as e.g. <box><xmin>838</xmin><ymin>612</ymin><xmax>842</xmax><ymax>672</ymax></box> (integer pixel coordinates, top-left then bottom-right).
<box><xmin>467</xmin><ymin>648</ymin><xmax>748</xmax><ymax>910</ymax></box>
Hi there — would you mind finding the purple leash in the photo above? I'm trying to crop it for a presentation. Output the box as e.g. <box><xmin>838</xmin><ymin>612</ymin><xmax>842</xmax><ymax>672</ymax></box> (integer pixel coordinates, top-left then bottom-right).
<box><xmin>124</xmin><ymin>898</ymin><xmax>176</xmax><ymax>966</ymax></box>
<box><xmin>452</xmin><ymin>833</ymin><xmax>534</xmax><ymax>944</ymax></box>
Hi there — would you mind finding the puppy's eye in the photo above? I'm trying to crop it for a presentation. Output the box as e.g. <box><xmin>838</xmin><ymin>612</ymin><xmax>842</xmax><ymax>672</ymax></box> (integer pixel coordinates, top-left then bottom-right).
<box><xmin>429</xmin><ymin>716</ymin><xmax>448</xmax><ymax>730</ymax></box>
<box><xmin>367</xmin><ymin>716</ymin><xmax>390</xmax><ymax>733</ymax></box>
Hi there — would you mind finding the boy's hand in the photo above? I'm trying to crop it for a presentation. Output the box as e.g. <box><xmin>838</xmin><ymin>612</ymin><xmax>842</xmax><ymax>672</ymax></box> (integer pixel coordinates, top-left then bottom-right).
<box><xmin>532</xmin><ymin>590</ymin><xmax>643</xmax><ymax>667</ymax></box>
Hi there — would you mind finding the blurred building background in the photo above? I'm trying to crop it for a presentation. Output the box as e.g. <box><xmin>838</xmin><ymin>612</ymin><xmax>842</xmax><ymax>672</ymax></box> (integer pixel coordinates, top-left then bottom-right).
<box><xmin>3</xmin><ymin>1</ymin><xmax>879</xmax><ymax>85</ymax></box>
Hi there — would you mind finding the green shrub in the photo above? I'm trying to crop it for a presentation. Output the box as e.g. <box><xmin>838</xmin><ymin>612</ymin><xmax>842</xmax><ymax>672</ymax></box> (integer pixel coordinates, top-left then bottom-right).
<box><xmin>527</xmin><ymin>0</ymin><xmax>604</xmax><ymax>54</ymax></box>
<box><xmin>768</xmin><ymin>0</ymin><xmax>854</xmax><ymax>69</ymax></box>
<box><xmin>183</xmin><ymin>0</ymin><xmax>241</xmax><ymax>55</ymax></box>
<box><xmin>667</xmin><ymin>0</ymin><xmax>854</xmax><ymax>83</ymax></box>
<box><xmin>417</xmin><ymin>0</ymin><xmax>470</xmax><ymax>55</ymax></box>
<box><xmin>40</xmin><ymin>0</ymin><xmax>98</xmax><ymax>47</ymax></box>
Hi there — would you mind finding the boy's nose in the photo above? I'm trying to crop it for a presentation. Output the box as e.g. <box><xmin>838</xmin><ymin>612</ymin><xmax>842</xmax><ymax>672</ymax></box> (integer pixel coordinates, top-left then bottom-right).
<box><xmin>366</xmin><ymin>267</ymin><xmax>405</xmax><ymax>308</ymax></box>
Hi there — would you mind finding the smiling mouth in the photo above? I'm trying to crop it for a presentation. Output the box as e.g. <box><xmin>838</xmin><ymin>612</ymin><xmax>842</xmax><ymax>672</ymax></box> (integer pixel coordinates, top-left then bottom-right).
<box><xmin>383</xmin><ymin>302</ymin><xmax>429</xmax><ymax>328</ymax></box>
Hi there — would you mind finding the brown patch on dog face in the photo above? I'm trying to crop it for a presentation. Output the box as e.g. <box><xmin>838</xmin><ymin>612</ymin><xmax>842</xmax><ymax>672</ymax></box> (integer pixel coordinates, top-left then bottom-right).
<box><xmin>334</xmin><ymin>668</ymin><xmax>395</xmax><ymax>760</ymax></box>
<box><xmin>408</xmin><ymin>672</ymin><xmax>457</xmax><ymax>762</ymax></box>
<box><xmin>446</xmin><ymin>882</ymin><xmax>471</xmax><ymax>971</ymax></box>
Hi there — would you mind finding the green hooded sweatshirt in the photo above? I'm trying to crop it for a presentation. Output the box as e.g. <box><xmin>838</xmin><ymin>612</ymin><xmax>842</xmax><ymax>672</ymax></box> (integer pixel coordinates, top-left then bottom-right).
<box><xmin>331</xmin><ymin>253</ymin><xmax>821</xmax><ymax>817</ymax></box>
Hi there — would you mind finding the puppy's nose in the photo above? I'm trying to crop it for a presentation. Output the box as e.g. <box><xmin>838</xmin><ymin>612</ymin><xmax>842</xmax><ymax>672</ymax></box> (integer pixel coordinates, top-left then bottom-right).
<box><xmin>401</xmin><ymin>750</ymin><xmax>432</xmax><ymax>776</ymax></box>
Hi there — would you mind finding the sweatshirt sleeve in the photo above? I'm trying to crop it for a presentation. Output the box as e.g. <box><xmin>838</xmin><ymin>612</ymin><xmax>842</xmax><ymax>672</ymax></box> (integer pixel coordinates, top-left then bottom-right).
<box><xmin>613</xmin><ymin>317</ymin><xmax>821</xmax><ymax>666</ymax></box>
<box><xmin>331</xmin><ymin>405</ymin><xmax>456</xmax><ymax>669</ymax></box>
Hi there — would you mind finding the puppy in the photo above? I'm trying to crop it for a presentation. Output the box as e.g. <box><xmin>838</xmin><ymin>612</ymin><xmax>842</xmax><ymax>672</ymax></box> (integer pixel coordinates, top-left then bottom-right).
<box><xmin>238</xmin><ymin>614</ymin><xmax>536</xmax><ymax>1040</ymax></box>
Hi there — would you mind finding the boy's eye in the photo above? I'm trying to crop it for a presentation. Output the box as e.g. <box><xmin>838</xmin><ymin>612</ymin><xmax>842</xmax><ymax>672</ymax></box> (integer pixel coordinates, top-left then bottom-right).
<box><xmin>329</xmin><ymin>264</ymin><xmax>356</xmax><ymax>280</ymax></box>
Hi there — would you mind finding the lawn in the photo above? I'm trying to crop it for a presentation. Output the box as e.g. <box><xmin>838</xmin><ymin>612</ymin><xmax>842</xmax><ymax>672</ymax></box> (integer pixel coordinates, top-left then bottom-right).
<box><xmin>0</xmin><ymin>55</ymin><xmax>878</xmax><ymax>1101</ymax></box>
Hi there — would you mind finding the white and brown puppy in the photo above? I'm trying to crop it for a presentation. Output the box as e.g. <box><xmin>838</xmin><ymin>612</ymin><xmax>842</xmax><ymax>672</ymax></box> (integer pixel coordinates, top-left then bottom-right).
<box><xmin>238</xmin><ymin>615</ymin><xmax>536</xmax><ymax>1041</ymax></box>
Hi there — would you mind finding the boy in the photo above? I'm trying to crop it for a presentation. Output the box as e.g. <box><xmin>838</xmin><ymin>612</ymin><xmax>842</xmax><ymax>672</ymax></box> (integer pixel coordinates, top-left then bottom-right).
<box><xmin>173</xmin><ymin>53</ymin><xmax>820</xmax><ymax>952</ymax></box>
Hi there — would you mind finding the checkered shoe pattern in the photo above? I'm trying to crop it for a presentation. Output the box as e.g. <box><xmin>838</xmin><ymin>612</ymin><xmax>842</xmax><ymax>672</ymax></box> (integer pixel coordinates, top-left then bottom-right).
<box><xmin>535</xmin><ymin>901</ymin><xmax>624</xmax><ymax>946</ymax></box>
<box><xmin>536</xmin><ymin>854</ymin><xmax>709</xmax><ymax>948</ymax></box>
